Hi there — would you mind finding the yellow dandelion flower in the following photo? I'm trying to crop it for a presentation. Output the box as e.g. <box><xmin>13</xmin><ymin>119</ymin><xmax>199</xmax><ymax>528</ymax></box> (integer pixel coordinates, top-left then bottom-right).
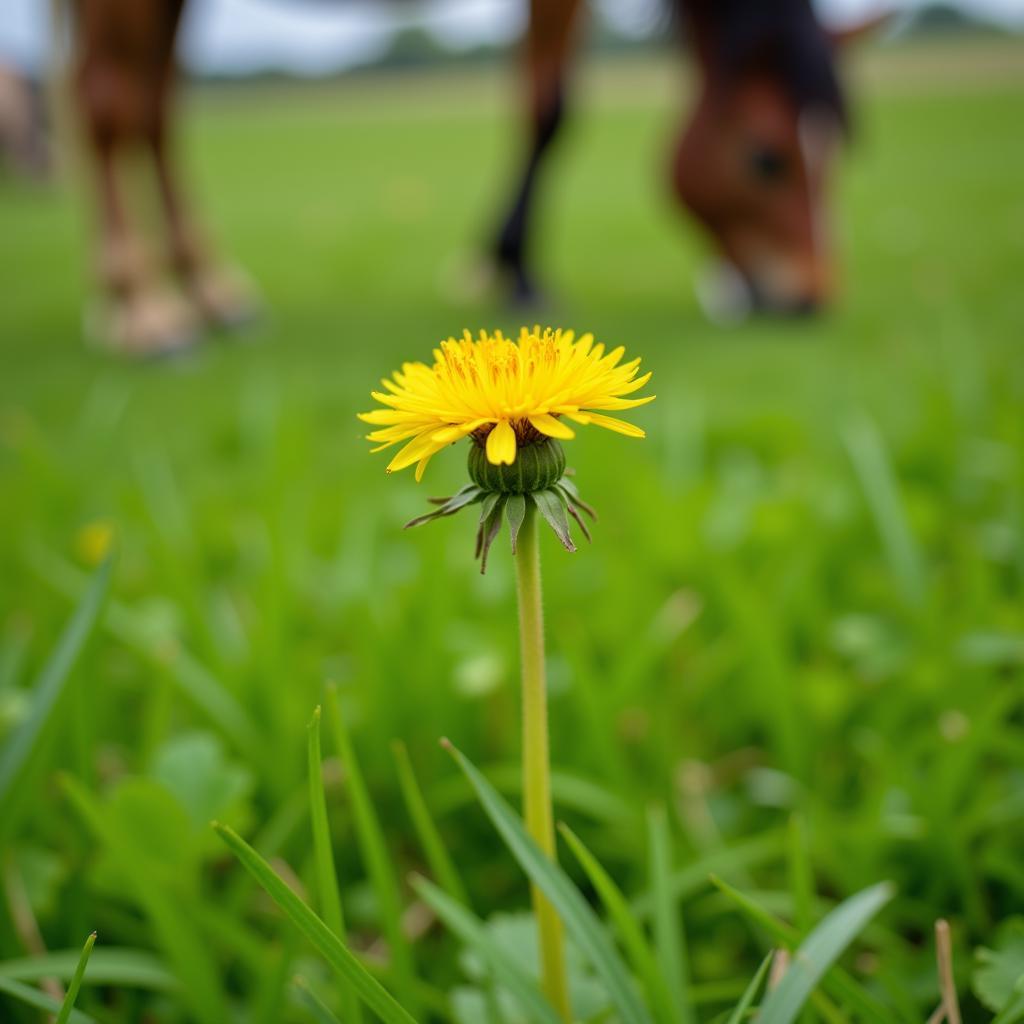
<box><xmin>358</xmin><ymin>326</ymin><xmax>654</xmax><ymax>482</ymax></box>
<box><xmin>76</xmin><ymin>519</ymin><xmax>115</xmax><ymax>566</ymax></box>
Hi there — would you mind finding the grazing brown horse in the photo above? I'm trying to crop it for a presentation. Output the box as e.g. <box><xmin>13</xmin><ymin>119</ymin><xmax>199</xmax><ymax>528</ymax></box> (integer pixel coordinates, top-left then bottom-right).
<box><xmin>496</xmin><ymin>0</ymin><xmax>876</xmax><ymax>316</ymax></box>
<box><xmin>70</xmin><ymin>0</ymin><xmax>873</xmax><ymax>355</ymax></box>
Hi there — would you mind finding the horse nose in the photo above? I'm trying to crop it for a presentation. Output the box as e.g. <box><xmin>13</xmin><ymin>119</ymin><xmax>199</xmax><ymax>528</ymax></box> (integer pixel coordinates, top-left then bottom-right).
<box><xmin>788</xmin><ymin>294</ymin><xmax>821</xmax><ymax>317</ymax></box>
<box><xmin>749</xmin><ymin>287</ymin><xmax>822</xmax><ymax>318</ymax></box>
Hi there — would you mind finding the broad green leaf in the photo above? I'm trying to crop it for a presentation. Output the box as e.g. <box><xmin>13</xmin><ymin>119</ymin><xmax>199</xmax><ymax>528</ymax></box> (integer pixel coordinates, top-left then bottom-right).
<box><xmin>559</xmin><ymin>823</ymin><xmax>676</xmax><ymax>1024</ymax></box>
<box><xmin>213</xmin><ymin>822</ymin><xmax>417</xmax><ymax>1024</ymax></box>
<box><xmin>756</xmin><ymin>881</ymin><xmax>895</xmax><ymax>1024</ymax></box>
<box><xmin>55</xmin><ymin>932</ymin><xmax>96</xmax><ymax>1024</ymax></box>
<box><xmin>152</xmin><ymin>730</ymin><xmax>253</xmax><ymax>837</ymax></box>
<box><xmin>445</xmin><ymin>741</ymin><xmax>652</xmax><ymax>1024</ymax></box>
<box><xmin>392</xmin><ymin>740</ymin><xmax>469</xmax><ymax>906</ymax></box>
<box><xmin>975</xmin><ymin>918</ymin><xmax>1024</xmax><ymax>1021</ymax></box>
<box><xmin>412</xmin><ymin>875</ymin><xmax>563</xmax><ymax>1024</ymax></box>
<box><xmin>325</xmin><ymin>683</ymin><xmax>416</xmax><ymax>1012</ymax></box>
<box><xmin>993</xmin><ymin>985</ymin><xmax>1024</xmax><ymax>1024</ymax></box>
<box><xmin>0</xmin><ymin>557</ymin><xmax>110</xmax><ymax>838</ymax></box>
<box><xmin>93</xmin><ymin>778</ymin><xmax>201</xmax><ymax>885</ymax></box>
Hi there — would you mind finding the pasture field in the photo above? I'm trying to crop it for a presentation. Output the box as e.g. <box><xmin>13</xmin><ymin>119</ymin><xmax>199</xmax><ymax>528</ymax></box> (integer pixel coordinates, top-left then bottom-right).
<box><xmin>1</xmin><ymin>38</ymin><xmax>1024</xmax><ymax>1023</ymax></box>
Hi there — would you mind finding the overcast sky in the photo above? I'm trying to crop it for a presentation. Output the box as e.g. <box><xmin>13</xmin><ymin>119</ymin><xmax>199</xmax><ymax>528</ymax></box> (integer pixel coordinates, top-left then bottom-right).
<box><xmin>2</xmin><ymin>0</ymin><xmax>1021</xmax><ymax>77</ymax></box>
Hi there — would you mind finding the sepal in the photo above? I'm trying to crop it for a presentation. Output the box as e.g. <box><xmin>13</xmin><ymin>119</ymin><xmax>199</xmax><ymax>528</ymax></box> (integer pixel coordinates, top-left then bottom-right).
<box><xmin>403</xmin><ymin>473</ymin><xmax>599</xmax><ymax>573</ymax></box>
<box><xmin>404</xmin><ymin>483</ymin><xmax>484</xmax><ymax>528</ymax></box>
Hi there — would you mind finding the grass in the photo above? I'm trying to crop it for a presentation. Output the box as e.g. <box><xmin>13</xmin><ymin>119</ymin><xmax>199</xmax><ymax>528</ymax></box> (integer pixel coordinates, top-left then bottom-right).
<box><xmin>1</xmin><ymin>39</ymin><xmax>1024</xmax><ymax>1022</ymax></box>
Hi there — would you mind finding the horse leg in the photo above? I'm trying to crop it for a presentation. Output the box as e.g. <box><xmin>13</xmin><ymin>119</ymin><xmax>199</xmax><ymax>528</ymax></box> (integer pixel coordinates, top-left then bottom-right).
<box><xmin>492</xmin><ymin>0</ymin><xmax>584</xmax><ymax>303</ymax></box>
<box><xmin>75</xmin><ymin>0</ymin><xmax>197</xmax><ymax>356</ymax></box>
<box><xmin>142</xmin><ymin>2</ymin><xmax>259</xmax><ymax>333</ymax></box>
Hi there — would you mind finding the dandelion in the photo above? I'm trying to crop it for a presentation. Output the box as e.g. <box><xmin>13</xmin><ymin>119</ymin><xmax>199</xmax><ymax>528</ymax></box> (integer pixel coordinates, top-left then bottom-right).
<box><xmin>76</xmin><ymin>519</ymin><xmax>115</xmax><ymax>567</ymax></box>
<box><xmin>360</xmin><ymin>325</ymin><xmax>654</xmax><ymax>569</ymax></box>
<box><xmin>360</xmin><ymin>326</ymin><xmax>654</xmax><ymax>1021</ymax></box>
<box><xmin>359</xmin><ymin>326</ymin><xmax>652</xmax><ymax>476</ymax></box>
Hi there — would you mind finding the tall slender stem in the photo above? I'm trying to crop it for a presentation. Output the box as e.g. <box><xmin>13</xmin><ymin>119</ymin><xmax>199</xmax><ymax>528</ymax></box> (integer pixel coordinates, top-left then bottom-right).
<box><xmin>514</xmin><ymin>503</ymin><xmax>571</xmax><ymax>1021</ymax></box>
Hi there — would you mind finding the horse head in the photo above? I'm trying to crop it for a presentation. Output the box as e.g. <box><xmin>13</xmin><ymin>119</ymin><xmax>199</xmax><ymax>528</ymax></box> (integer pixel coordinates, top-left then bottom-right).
<box><xmin>673</xmin><ymin>1</ymin><xmax>880</xmax><ymax>318</ymax></box>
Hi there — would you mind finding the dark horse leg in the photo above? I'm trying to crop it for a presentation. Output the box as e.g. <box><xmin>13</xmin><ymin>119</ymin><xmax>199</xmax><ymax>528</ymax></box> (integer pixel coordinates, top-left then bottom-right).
<box><xmin>492</xmin><ymin>0</ymin><xmax>584</xmax><ymax>303</ymax></box>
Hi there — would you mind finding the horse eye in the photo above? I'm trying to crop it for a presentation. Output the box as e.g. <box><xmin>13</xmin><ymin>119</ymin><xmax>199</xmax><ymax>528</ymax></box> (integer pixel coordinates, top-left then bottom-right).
<box><xmin>749</xmin><ymin>145</ymin><xmax>788</xmax><ymax>183</ymax></box>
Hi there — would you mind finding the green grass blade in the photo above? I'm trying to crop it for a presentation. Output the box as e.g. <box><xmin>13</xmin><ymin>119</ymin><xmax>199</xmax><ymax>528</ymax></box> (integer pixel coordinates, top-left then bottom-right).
<box><xmin>648</xmin><ymin>806</ymin><xmax>693</xmax><ymax>1024</ymax></box>
<box><xmin>0</xmin><ymin>976</ymin><xmax>96</xmax><ymax>1024</ymax></box>
<box><xmin>434</xmin><ymin>760</ymin><xmax>635</xmax><ymax>827</ymax></box>
<box><xmin>787</xmin><ymin>814</ymin><xmax>814</xmax><ymax>936</ymax></box>
<box><xmin>558</xmin><ymin>822</ymin><xmax>677</xmax><ymax>1024</ymax></box>
<box><xmin>213</xmin><ymin>821</ymin><xmax>417</xmax><ymax>1024</ymax></box>
<box><xmin>55</xmin><ymin>931</ymin><xmax>96</xmax><ymax>1024</ymax></box>
<box><xmin>724</xmin><ymin>951</ymin><xmax>774</xmax><ymax>1024</ymax></box>
<box><xmin>444</xmin><ymin>740</ymin><xmax>653</xmax><ymax>1024</ymax></box>
<box><xmin>293</xmin><ymin>975</ymin><xmax>344</xmax><ymax>1024</ymax></box>
<box><xmin>308</xmin><ymin>707</ymin><xmax>345</xmax><ymax>935</ymax></box>
<box><xmin>62</xmin><ymin>776</ymin><xmax>228</xmax><ymax>1024</ymax></box>
<box><xmin>756</xmin><ymin>882</ymin><xmax>895</xmax><ymax>1024</ymax></box>
<box><xmin>325</xmin><ymin>683</ymin><xmax>416</xmax><ymax>1011</ymax></box>
<box><xmin>712</xmin><ymin>875</ymin><xmax>795</xmax><ymax>945</ymax></box>
<box><xmin>0</xmin><ymin>947</ymin><xmax>176</xmax><ymax>990</ymax></box>
<box><xmin>411</xmin><ymin>874</ymin><xmax>563</xmax><ymax>1024</ymax></box>
<box><xmin>29</xmin><ymin>546</ymin><xmax>260</xmax><ymax>756</ymax></box>
<box><xmin>631</xmin><ymin>831</ymin><xmax>784</xmax><ymax>917</ymax></box>
<box><xmin>841</xmin><ymin>412</ymin><xmax>925</xmax><ymax>608</ymax></box>
<box><xmin>710</xmin><ymin>876</ymin><xmax>900</xmax><ymax>1024</ymax></box>
<box><xmin>307</xmin><ymin>706</ymin><xmax>361</xmax><ymax>1023</ymax></box>
<box><xmin>0</xmin><ymin>557</ymin><xmax>110</xmax><ymax>836</ymax></box>
<box><xmin>786</xmin><ymin>815</ymin><xmax>816</xmax><ymax>1024</ymax></box>
<box><xmin>392</xmin><ymin>739</ymin><xmax>469</xmax><ymax>906</ymax></box>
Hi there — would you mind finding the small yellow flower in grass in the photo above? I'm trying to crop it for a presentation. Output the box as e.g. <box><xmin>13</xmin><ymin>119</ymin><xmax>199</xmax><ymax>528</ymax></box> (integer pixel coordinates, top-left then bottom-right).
<box><xmin>360</xmin><ymin>326</ymin><xmax>654</xmax><ymax>571</ymax></box>
<box><xmin>359</xmin><ymin>326</ymin><xmax>654</xmax><ymax>482</ymax></box>
<box><xmin>76</xmin><ymin>519</ymin><xmax>115</xmax><ymax>567</ymax></box>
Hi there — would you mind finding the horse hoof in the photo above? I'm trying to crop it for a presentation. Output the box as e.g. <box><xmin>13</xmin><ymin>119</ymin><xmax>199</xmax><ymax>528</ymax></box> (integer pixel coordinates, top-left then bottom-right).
<box><xmin>506</xmin><ymin>274</ymin><xmax>547</xmax><ymax>310</ymax></box>
<box><xmin>86</xmin><ymin>286</ymin><xmax>201</xmax><ymax>360</ymax></box>
<box><xmin>187</xmin><ymin>265</ymin><xmax>262</xmax><ymax>334</ymax></box>
<box><xmin>439</xmin><ymin>253</ymin><xmax>550</xmax><ymax>311</ymax></box>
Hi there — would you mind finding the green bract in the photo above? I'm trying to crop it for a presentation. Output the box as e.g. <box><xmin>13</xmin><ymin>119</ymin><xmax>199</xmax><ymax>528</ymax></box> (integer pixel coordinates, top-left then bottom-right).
<box><xmin>468</xmin><ymin>437</ymin><xmax>567</xmax><ymax>494</ymax></box>
<box><xmin>404</xmin><ymin>451</ymin><xmax>597</xmax><ymax>573</ymax></box>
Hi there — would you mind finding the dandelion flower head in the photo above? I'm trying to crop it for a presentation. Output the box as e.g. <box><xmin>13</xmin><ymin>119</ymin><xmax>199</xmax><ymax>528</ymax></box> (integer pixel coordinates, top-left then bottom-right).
<box><xmin>359</xmin><ymin>327</ymin><xmax>655</xmax><ymax>481</ymax></box>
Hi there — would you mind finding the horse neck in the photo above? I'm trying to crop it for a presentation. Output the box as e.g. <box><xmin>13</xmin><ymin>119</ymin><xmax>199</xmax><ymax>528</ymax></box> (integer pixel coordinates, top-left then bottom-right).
<box><xmin>677</xmin><ymin>0</ymin><xmax>727</xmax><ymax>89</ymax></box>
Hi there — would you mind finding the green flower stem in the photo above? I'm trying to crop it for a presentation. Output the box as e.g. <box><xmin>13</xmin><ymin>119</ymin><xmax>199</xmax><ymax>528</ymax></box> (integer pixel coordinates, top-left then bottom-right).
<box><xmin>514</xmin><ymin>503</ymin><xmax>571</xmax><ymax>1021</ymax></box>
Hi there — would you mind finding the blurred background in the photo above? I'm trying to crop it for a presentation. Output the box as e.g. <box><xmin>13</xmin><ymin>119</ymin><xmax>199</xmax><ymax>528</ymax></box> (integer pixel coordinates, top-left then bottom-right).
<box><xmin>1</xmin><ymin>1</ymin><xmax>1023</xmax><ymax>1022</ymax></box>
